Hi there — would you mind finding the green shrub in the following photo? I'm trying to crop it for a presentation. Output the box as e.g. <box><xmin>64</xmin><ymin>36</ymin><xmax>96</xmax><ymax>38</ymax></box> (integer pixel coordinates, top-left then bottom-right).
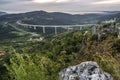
<box><xmin>5</xmin><ymin>52</ymin><xmax>59</xmax><ymax>80</ymax></box>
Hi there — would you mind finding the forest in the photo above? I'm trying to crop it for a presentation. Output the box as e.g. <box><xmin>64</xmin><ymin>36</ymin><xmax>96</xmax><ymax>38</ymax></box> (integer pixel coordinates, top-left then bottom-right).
<box><xmin>0</xmin><ymin>22</ymin><xmax>120</xmax><ymax>80</ymax></box>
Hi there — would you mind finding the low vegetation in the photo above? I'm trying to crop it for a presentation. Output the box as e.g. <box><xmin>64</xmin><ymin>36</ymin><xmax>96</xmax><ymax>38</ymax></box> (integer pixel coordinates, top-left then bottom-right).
<box><xmin>0</xmin><ymin>22</ymin><xmax>120</xmax><ymax>80</ymax></box>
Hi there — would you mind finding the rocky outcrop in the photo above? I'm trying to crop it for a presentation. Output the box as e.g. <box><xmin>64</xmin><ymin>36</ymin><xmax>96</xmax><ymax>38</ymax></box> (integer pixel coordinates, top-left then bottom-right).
<box><xmin>59</xmin><ymin>61</ymin><xmax>113</xmax><ymax>80</ymax></box>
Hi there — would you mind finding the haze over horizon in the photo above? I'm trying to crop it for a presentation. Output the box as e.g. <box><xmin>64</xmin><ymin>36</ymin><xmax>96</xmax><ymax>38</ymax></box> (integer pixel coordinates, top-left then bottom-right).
<box><xmin>0</xmin><ymin>0</ymin><xmax>120</xmax><ymax>14</ymax></box>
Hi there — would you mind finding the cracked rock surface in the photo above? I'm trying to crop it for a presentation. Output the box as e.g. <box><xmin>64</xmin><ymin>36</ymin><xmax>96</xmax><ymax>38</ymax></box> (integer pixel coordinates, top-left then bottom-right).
<box><xmin>59</xmin><ymin>61</ymin><xmax>113</xmax><ymax>80</ymax></box>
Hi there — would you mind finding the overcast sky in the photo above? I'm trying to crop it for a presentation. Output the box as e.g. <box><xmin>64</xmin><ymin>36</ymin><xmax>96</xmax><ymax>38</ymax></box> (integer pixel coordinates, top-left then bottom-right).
<box><xmin>0</xmin><ymin>0</ymin><xmax>120</xmax><ymax>14</ymax></box>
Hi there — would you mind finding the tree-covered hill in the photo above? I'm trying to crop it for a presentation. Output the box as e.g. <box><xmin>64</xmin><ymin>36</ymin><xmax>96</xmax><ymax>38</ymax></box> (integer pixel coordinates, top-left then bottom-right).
<box><xmin>0</xmin><ymin>11</ymin><xmax>120</xmax><ymax>25</ymax></box>
<box><xmin>0</xmin><ymin>11</ymin><xmax>7</xmax><ymax>16</ymax></box>
<box><xmin>0</xmin><ymin>23</ymin><xmax>120</xmax><ymax>80</ymax></box>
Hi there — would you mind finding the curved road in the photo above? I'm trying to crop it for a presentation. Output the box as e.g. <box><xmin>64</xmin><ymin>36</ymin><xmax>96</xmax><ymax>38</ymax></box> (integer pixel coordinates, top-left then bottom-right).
<box><xmin>16</xmin><ymin>21</ymin><xmax>96</xmax><ymax>28</ymax></box>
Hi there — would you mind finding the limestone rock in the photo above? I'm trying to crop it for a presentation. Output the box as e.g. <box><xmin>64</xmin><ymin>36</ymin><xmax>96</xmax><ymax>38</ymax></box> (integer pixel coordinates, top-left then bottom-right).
<box><xmin>59</xmin><ymin>61</ymin><xmax>113</xmax><ymax>80</ymax></box>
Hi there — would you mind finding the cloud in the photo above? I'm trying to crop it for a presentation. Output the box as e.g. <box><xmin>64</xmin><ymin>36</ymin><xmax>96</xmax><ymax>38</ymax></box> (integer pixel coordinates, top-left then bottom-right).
<box><xmin>32</xmin><ymin>0</ymin><xmax>77</xmax><ymax>3</ymax></box>
<box><xmin>0</xmin><ymin>0</ymin><xmax>120</xmax><ymax>14</ymax></box>
<box><xmin>0</xmin><ymin>0</ymin><xmax>31</xmax><ymax>4</ymax></box>
<box><xmin>0</xmin><ymin>0</ymin><xmax>11</xmax><ymax>4</ymax></box>
<box><xmin>93</xmin><ymin>0</ymin><xmax>120</xmax><ymax>4</ymax></box>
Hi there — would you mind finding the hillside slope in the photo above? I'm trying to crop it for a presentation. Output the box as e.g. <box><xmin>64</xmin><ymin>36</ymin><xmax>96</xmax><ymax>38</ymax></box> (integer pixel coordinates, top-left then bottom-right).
<box><xmin>0</xmin><ymin>11</ymin><xmax>7</xmax><ymax>16</ymax></box>
<box><xmin>1</xmin><ymin>25</ymin><xmax>120</xmax><ymax>80</ymax></box>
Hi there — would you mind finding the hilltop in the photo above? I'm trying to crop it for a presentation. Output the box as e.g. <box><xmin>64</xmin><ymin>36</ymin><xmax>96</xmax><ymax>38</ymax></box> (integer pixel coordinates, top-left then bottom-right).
<box><xmin>0</xmin><ymin>11</ymin><xmax>120</xmax><ymax>24</ymax></box>
<box><xmin>0</xmin><ymin>11</ymin><xmax>7</xmax><ymax>16</ymax></box>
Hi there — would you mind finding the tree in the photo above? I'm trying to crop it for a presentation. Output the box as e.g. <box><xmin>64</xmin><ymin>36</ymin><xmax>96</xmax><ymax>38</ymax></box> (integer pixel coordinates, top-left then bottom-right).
<box><xmin>5</xmin><ymin>52</ymin><xmax>59</xmax><ymax>80</ymax></box>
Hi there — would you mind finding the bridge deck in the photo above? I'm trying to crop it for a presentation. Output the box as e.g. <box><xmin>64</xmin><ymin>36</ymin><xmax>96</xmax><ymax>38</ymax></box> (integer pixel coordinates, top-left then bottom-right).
<box><xmin>17</xmin><ymin>21</ymin><xmax>95</xmax><ymax>28</ymax></box>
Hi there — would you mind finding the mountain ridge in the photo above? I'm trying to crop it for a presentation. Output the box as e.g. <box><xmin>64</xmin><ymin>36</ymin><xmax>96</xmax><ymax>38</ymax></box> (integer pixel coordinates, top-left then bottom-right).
<box><xmin>0</xmin><ymin>11</ymin><xmax>7</xmax><ymax>16</ymax></box>
<box><xmin>0</xmin><ymin>10</ymin><xmax>120</xmax><ymax>24</ymax></box>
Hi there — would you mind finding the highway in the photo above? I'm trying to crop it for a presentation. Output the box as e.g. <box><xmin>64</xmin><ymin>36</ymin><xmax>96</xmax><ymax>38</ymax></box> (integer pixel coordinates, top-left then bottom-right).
<box><xmin>16</xmin><ymin>21</ymin><xmax>95</xmax><ymax>28</ymax></box>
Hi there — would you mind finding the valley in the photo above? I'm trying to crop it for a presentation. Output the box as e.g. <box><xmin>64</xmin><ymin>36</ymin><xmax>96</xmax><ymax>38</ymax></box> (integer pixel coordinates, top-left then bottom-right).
<box><xmin>0</xmin><ymin>11</ymin><xmax>120</xmax><ymax>80</ymax></box>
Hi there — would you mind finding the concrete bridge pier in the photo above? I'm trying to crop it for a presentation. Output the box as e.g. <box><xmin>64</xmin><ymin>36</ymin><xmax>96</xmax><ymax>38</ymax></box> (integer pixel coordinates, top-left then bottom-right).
<box><xmin>34</xmin><ymin>26</ymin><xmax>36</xmax><ymax>30</ymax></box>
<box><xmin>55</xmin><ymin>26</ymin><xmax>57</xmax><ymax>34</ymax></box>
<box><xmin>29</xmin><ymin>26</ymin><xmax>32</xmax><ymax>28</ymax></box>
<box><xmin>92</xmin><ymin>26</ymin><xmax>97</xmax><ymax>35</ymax></box>
<box><xmin>118</xmin><ymin>27</ymin><xmax>120</xmax><ymax>38</ymax></box>
<box><xmin>24</xmin><ymin>25</ymin><xmax>27</xmax><ymax>28</ymax></box>
<box><xmin>68</xmin><ymin>26</ymin><xmax>70</xmax><ymax>32</ymax></box>
<box><xmin>43</xmin><ymin>26</ymin><xmax>45</xmax><ymax>33</ymax></box>
<box><xmin>80</xmin><ymin>26</ymin><xmax>82</xmax><ymax>30</ymax></box>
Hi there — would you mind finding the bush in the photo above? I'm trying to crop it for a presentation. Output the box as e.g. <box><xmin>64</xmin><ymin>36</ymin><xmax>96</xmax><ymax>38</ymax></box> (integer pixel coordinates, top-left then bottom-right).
<box><xmin>5</xmin><ymin>52</ymin><xmax>59</xmax><ymax>80</ymax></box>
